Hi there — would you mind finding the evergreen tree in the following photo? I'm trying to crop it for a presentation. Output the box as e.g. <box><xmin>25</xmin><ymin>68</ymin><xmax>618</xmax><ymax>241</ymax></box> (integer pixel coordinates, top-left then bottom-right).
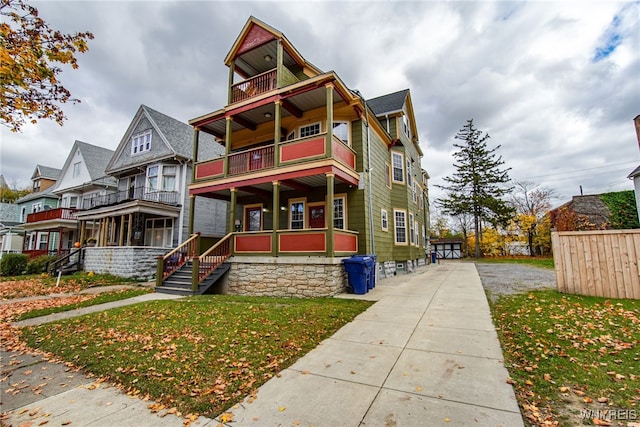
<box><xmin>436</xmin><ymin>119</ymin><xmax>513</xmax><ymax>258</ymax></box>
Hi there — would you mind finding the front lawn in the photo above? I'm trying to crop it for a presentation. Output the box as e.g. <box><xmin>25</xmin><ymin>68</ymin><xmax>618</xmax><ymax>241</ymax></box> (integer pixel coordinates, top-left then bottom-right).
<box><xmin>20</xmin><ymin>295</ymin><xmax>373</xmax><ymax>419</ymax></box>
<box><xmin>491</xmin><ymin>290</ymin><xmax>640</xmax><ymax>426</ymax></box>
<box><xmin>0</xmin><ymin>272</ymin><xmax>138</xmax><ymax>299</ymax></box>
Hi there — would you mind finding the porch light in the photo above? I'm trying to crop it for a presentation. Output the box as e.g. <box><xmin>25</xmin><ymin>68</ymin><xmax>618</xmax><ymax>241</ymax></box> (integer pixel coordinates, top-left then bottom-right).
<box><xmin>280</xmin><ymin>205</ymin><xmax>287</xmax><ymax>211</ymax></box>
<box><xmin>264</xmin><ymin>112</ymin><xmax>272</xmax><ymax>118</ymax></box>
<box><xmin>264</xmin><ymin>54</ymin><xmax>272</xmax><ymax>62</ymax></box>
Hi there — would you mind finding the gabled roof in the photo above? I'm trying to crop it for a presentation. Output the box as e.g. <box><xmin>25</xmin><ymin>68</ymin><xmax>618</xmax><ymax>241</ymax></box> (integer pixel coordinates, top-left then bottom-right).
<box><xmin>224</xmin><ymin>16</ymin><xmax>322</xmax><ymax>78</ymax></box>
<box><xmin>106</xmin><ymin>105</ymin><xmax>220</xmax><ymax>175</ymax></box>
<box><xmin>31</xmin><ymin>165</ymin><xmax>61</xmax><ymax>181</ymax></box>
<box><xmin>53</xmin><ymin>140</ymin><xmax>116</xmax><ymax>192</ymax></box>
<box><xmin>367</xmin><ymin>89</ymin><xmax>410</xmax><ymax>116</ymax></box>
<box><xmin>627</xmin><ymin>164</ymin><xmax>640</xmax><ymax>178</ymax></box>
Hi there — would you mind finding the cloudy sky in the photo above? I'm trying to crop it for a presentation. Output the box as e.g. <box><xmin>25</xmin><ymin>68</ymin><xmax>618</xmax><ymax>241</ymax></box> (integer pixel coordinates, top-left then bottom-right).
<box><xmin>1</xmin><ymin>0</ymin><xmax>638</xmax><ymax>208</ymax></box>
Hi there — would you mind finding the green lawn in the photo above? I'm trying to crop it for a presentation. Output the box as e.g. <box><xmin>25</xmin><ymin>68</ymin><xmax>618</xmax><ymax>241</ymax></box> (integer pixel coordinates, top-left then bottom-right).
<box><xmin>21</xmin><ymin>295</ymin><xmax>373</xmax><ymax>418</ymax></box>
<box><xmin>476</xmin><ymin>256</ymin><xmax>554</xmax><ymax>269</ymax></box>
<box><xmin>491</xmin><ymin>290</ymin><xmax>640</xmax><ymax>426</ymax></box>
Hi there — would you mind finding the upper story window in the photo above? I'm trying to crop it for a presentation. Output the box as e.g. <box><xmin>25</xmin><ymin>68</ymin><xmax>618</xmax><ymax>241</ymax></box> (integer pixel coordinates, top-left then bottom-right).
<box><xmin>402</xmin><ymin>115</ymin><xmax>410</xmax><ymax>139</ymax></box>
<box><xmin>406</xmin><ymin>158</ymin><xmax>413</xmax><ymax>187</ymax></box>
<box><xmin>132</xmin><ymin>130</ymin><xmax>152</xmax><ymax>155</ymax></box>
<box><xmin>32</xmin><ymin>180</ymin><xmax>41</xmax><ymax>193</ymax></box>
<box><xmin>332</xmin><ymin>122</ymin><xmax>350</xmax><ymax>146</ymax></box>
<box><xmin>63</xmin><ymin>196</ymin><xmax>78</xmax><ymax>208</ymax></box>
<box><xmin>32</xmin><ymin>202</ymin><xmax>42</xmax><ymax>213</ymax></box>
<box><xmin>391</xmin><ymin>152</ymin><xmax>404</xmax><ymax>184</ymax></box>
<box><xmin>381</xmin><ymin>208</ymin><xmax>388</xmax><ymax>231</ymax></box>
<box><xmin>72</xmin><ymin>162</ymin><xmax>81</xmax><ymax>178</ymax></box>
<box><xmin>162</xmin><ymin>166</ymin><xmax>176</xmax><ymax>191</ymax></box>
<box><xmin>21</xmin><ymin>207</ymin><xmax>26</xmax><ymax>222</ymax></box>
<box><xmin>147</xmin><ymin>165</ymin><xmax>159</xmax><ymax>190</ymax></box>
<box><xmin>299</xmin><ymin>123</ymin><xmax>320</xmax><ymax>138</ymax></box>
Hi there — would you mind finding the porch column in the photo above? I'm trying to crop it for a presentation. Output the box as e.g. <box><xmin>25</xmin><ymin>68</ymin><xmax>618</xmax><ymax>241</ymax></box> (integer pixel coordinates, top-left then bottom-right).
<box><xmin>188</xmin><ymin>194</ymin><xmax>195</xmax><ymax>235</ymax></box>
<box><xmin>80</xmin><ymin>221</ymin><xmax>86</xmax><ymax>245</ymax></box>
<box><xmin>229</xmin><ymin>188</ymin><xmax>237</xmax><ymax>234</ymax></box>
<box><xmin>326</xmin><ymin>173</ymin><xmax>335</xmax><ymax>257</ymax></box>
<box><xmin>56</xmin><ymin>228</ymin><xmax>62</xmax><ymax>254</ymax></box>
<box><xmin>274</xmin><ymin>100</ymin><xmax>281</xmax><ymax>167</ymax></box>
<box><xmin>224</xmin><ymin>117</ymin><xmax>232</xmax><ymax>176</ymax></box>
<box><xmin>127</xmin><ymin>213</ymin><xmax>133</xmax><ymax>245</ymax></box>
<box><xmin>119</xmin><ymin>215</ymin><xmax>125</xmax><ymax>246</ymax></box>
<box><xmin>325</xmin><ymin>83</ymin><xmax>334</xmax><ymax>157</ymax></box>
<box><xmin>227</xmin><ymin>61</ymin><xmax>235</xmax><ymax>104</ymax></box>
<box><xmin>276</xmin><ymin>40</ymin><xmax>283</xmax><ymax>87</ymax></box>
<box><xmin>272</xmin><ymin>181</ymin><xmax>280</xmax><ymax>256</ymax></box>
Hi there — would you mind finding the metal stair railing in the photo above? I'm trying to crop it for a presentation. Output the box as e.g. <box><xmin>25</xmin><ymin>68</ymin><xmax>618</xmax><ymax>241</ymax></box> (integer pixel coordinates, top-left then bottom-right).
<box><xmin>48</xmin><ymin>248</ymin><xmax>84</xmax><ymax>275</ymax></box>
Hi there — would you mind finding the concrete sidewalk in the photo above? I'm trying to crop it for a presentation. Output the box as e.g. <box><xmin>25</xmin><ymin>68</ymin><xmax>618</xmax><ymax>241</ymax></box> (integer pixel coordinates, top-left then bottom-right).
<box><xmin>1</xmin><ymin>262</ymin><xmax>523</xmax><ymax>426</ymax></box>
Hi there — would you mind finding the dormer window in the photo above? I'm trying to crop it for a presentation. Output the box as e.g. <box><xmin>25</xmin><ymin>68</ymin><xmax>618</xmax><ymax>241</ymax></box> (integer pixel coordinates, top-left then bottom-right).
<box><xmin>132</xmin><ymin>130</ymin><xmax>152</xmax><ymax>155</ymax></box>
<box><xmin>32</xmin><ymin>180</ymin><xmax>41</xmax><ymax>193</ymax></box>
<box><xmin>402</xmin><ymin>115</ymin><xmax>410</xmax><ymax>139</ymax></box>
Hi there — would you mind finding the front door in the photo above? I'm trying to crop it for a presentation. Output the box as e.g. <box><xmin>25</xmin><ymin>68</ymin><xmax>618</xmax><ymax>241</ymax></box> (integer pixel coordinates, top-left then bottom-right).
<box><xmin>308</xmin><ymin>204</ymin><xmax>325</xmax><ymax>229</ymax></box>
<box><xmin>245</xmin><ymin>206</ymin><xmax>262</xmax><ymax>231</ymax></box>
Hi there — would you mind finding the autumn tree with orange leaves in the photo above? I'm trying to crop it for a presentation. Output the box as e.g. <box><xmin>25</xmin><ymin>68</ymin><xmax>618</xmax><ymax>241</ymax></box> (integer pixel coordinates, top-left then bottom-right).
<box><xmin>0</xmin><ymin>0</ymin><xmax>93</xmax><ymax>132</ymax></box>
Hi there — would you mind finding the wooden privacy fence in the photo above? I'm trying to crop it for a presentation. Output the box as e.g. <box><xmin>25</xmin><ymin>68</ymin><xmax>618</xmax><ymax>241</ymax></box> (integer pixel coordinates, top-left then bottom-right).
<box><xmin>551</xmin><ymin>229</ymin><xmax>640</xmax><ymax>299</ymax></box>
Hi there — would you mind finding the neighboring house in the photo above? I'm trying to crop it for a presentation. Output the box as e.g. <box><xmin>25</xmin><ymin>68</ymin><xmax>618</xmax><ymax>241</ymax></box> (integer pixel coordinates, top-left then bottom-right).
<box><xmin>628</xmin><ymin>114</ymin><xmax>640</xmax><ymax>220</ymax></box>
<box><xmin>16</xmin><ymin>165</ymin><xmax>62</xmax><ymax>257</ymax></box>
<box><xmin>20</xmin><ymin>142</ymin><xmax>116</xmax><ymax>257</ymax></box>
<box><xmin>175</xmin><ymin>17</ymin><xmax>429</xmax><ymax>296</ymax></box>
<box><xmin>75</xmin><ymin>104</ymin><xmax>226</xmax><ymax>248</ymax></box>
<box><xmin>550</xmin><ymin>195</ymin><xmax>611</xmax><ymax>231</ymax></box>
<box><xmin>0</xmin><ymin>203</ymin><xmax>23</xmax><ymax>257</ymax></box>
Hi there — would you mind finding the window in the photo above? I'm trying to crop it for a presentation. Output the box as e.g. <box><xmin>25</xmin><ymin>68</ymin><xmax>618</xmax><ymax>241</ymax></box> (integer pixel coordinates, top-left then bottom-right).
<box><xmin>394</xmin><ymin>209</ymin><xmax>407</xmax><ymax>245</ymax></box>
<box><xmin>412</xmin><ymin>182</ymin><xmax>417</xmax><ymax>203</ymax></box>
<box><xmin>33</xmin><ymin>180</ymin><xmax>41</xmax><ymax>193</ymax></box>
<box><xmin>132</xmin><ymin>130</ymin><xmax>152</xmax><ymax>155</ymax></box>
<box><xmin>162</xmin><ymin>165</ymin><xmax>176</xmax><ymax>191</ymax></box>
<box><xmin>145</xmin><ymin>218</ymin><xmax>173</xmax><ymax>247</ymax></box>
<box><xmin>407</xmin><ymin>158</ymin><xmax>413</xmax><ymax>187</ymax></box>
<box><xmin>21</xmin><ymin>207</ymin><xmax>26</xmax><ymax>222</ymax></box>
<box><xmin>409</xmin><ymin>213</ymin><xmax>415</xmax><ymax>245</ymax></box>
<box><xmin>147</xmin><ymin>166</ymin><xmax>159</xmax><ymax>190</ymax></box>
<box><xmin>68</xmin><ymin>196</ymin><xmax>78</xmax><ymax>209</ymax></box>
<box><xmin>286</xmin><ymin>130</ymin><xmax>296</xmax><ymax>141</ymax></box>
<box><xmin>381</xmin><ymin>209</ymin><xmax>388</xmax><ymax>231</ymax></box>
<box><xmin>37</xmin><ymin>232</ymin><xmax>48</xmax><ymax>250</ymax></box>
<box><xmin>391</xmin><ymin>152</ymin><xmax>404</xmax><ymax>184</ymax></box>
<box><xmin>290</xmin><ymin>200</ymin><xmax>305</xmax><ymax>229</ymax></box>
<box><xmin>402</xmin><ymin>115</ymin><xmax>410</xmax><ymax>139</ymax></box>
<box><xmin>72</xmin><ymin>162</ymin><xmax>81</xmax><ymax>178</ymax></box>
<box><xmin>334</xmin><ymin>196</ymin><xmax>346</xmax><ymax>229</ymax></box>
<box><xmin>299</xmin><ymin>123</ymin><xmax>320</xmax><ymax>138</ymax></box>
<box><xmin>332</xmin><ymin>121</ymin><xmax>350</xmax><ymax>145</ymax></box>
<box><xmin>384</xmin><ymin>163</ymin><xmax>391</xmax><ymax>188</ymax></box>
<box><xmin>32</xmin><ymin>202</ymin><xmax>42</xmax><ymax>213</ymax></box>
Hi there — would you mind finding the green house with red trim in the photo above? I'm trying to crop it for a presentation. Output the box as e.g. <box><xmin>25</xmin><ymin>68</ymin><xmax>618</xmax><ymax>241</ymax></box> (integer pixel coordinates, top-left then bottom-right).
<box><xmin>158</xmin><ymin>16</ymin><xmax>429</xmax><ymax>296</ymax></box>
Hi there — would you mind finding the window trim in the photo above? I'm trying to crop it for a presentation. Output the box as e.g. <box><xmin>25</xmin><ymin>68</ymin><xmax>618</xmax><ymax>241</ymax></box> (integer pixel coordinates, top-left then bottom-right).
<box><xmin>131</xmin><ymin>130</ymin><xmax>152</xmax><ymax>155</ymax></box>
<box><xmin>333</xmin><ymin>193</ymin><xmax>347</xmax><ymax>230</ymax></box>
<box><xmin>409</xmin><ymin>213</ymin><xmax>415</xmax><ymax>245</ymax></box>
<box><xmin>298</xmin><ymin>122</ymin><xmax>321</xmax><ymax>138</ymax></box>
<box><xmin>394</xmin><ymin>208</ymin><xmax>408</xmax><ymax>245</ymax></box>
<box><xmin>289</xmin><ymin>198</ymin><xmax>306</xmax><ymax>230</ymax></box>
<box><xmin>391</xmin><ymin>151</ymin><xmax>405</xmax><ymax>184</ymax></box>
<box><xmin>381</xmin><ymin>208</ymin><xmax>388</xmax><ymax>232</ymax></box>
<box><xmin>384</xmin><ymin>162</ymin><xmax>391</xmax><ymax>188</ymax></box>
<box><xmin>243</xmin><ymin>203</ymin><xmax>264</xmax><ymax>232</ymax></box>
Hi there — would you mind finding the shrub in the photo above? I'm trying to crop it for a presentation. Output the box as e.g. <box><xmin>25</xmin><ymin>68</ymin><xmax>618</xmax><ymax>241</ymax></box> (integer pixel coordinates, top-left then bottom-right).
<box><xmin>26</xmin><ymin>255</ymin><xmax>58</xmax><ymax>274</ymax></box>
<box><xmin>0</xmin><ymin>253</ymin><xmax>28</xmax><ymax>276</ymax></box>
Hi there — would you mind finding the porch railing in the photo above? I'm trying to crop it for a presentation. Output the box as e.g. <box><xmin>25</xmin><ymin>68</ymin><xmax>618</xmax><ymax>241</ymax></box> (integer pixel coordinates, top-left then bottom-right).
<box><xmin>228</xmin><ymin>145</ymin><xmax>275</xmax><ymax>175</ymax></box>
<box><xmin>26</xmin><ymin>208</ymin><xmax>77</xmax><ymax>223</ymax></box>
<box><xmin>231</xmin><ymin>69</ymin><xmax>277</xmax><ymax>103</ymax></box>
<box><xmin>82</xmin><ymin>186</ymin><xmax>180</xmax><ymax>210</ymax></box>
<box><xmin>157</xmin><ymin>233</ymin><xmax>199</xmax><ymax>284</ymax></box>
<box><xmin>192</xmin><ymin>233</ymin><xmax>232</xmax><ymax>290</ymax></box>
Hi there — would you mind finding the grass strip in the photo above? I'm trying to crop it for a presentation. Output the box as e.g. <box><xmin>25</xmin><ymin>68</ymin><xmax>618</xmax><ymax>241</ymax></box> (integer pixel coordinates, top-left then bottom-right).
<box><xmin>491</xmin><ymin>290</ymin><xmax>639</xmax><ymax>426</ymax></box>
<box><xmin>16</xmin><ymin>289</ymin><xmax>152</xmax><ymax>320</ymax></box>
<box><xmin>21</xmin><ymin>295</ymin><xmax>373</xmax><ymax>418</ymax></box>
<box><xmin>476</xmin><ymin>256</ymin><xmax>554</xmax><ymax>269</ymax></box>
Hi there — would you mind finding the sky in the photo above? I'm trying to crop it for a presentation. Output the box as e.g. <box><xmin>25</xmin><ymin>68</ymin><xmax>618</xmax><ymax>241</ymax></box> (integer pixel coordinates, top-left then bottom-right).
<box><xmin>1</xmin><ymin>0</ymin><xmax>639</xmax><ymax>210</ymax></box>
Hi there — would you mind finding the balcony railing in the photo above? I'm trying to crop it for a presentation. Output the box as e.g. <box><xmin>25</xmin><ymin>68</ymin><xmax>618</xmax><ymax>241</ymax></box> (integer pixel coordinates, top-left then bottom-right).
<box><xmin>82</xmin><ymin>186</ymin><xmax>180</xmax><ymax>210</ymax></box>
<box><xmin>26</xmin><ymin>208</ymin><xmax>77</xmax><ymax>224</ymax></box>
<box><xmin>231</xmin><ymin>69</ymin><xmax>277</xmax><ymax>103</ymax></box>
<box><xmin>229</xmin><ymin>145</ymin><xmax>275</xmax><ymax>175</ymax></box>
<box><xmin>195</xmin><ymin>135</ymin><xmax>357</xmax><ymax>181</ymax></box>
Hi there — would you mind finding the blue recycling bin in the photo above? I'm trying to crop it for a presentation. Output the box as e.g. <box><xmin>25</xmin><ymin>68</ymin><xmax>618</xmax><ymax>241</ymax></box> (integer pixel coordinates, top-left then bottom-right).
<box><xmin>343</xmin><ymin>256</ymin><xmax>372</xmax><ymax>295</ymax></box>
<box><xmin>431</xmin><ymin>251</ymin><xmax>437</xmax><ymax>264</ymax></box>
<box><xmin>364</xmin><ymin>255</ymin><xmax>377</xmax><ymax>289</ymax></box>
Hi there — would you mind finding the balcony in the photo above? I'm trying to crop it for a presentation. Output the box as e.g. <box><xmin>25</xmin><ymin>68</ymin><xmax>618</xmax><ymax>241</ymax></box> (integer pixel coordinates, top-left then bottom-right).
<box><xmin>27</xmin><ymin>208</ymin><xmax>77</xmax><ymax>224</ymax></box>
<box><xmin>195</xmin><ymin>134</ymin><xmax>356</xmax><ymax>181</ymax></box>
<box><xmin>82</xmin><ymin>186</ymin><xmax>180</xmax><ymax>210</ymax></box>
<box><xmin>230</xmin><ymin>65</ymin><xmax>299</xmax><ymax>104</ymax></box>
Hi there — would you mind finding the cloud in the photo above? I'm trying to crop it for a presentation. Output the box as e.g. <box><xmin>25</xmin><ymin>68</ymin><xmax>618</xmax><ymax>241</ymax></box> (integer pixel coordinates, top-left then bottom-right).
<box><xmin>1</xmin><ymin>0</ymin><xmax>638</xmax><ymax>213</ymax></box>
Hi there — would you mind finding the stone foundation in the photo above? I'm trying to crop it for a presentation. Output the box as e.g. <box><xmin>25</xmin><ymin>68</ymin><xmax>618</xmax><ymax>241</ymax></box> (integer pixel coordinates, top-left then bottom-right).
<box><xmin>227</xmin><ymin>256</ymin><xmax>348</xmax><ymax>297</ymax></box>
<box><xmin>84</xmin><ymin>247</ymin><xmax>167</xmax><ymax>280</ymax></box>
